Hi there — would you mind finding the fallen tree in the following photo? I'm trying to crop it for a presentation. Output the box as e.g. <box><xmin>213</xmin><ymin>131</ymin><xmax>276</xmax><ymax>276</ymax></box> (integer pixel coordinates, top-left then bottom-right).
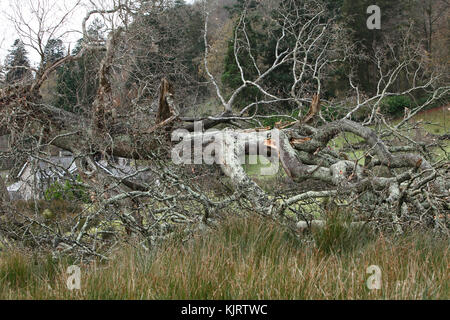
<box><xmin>0</xmin><ymin>0</ymin><xmax>448</xmax><ymax>258</ymax></box>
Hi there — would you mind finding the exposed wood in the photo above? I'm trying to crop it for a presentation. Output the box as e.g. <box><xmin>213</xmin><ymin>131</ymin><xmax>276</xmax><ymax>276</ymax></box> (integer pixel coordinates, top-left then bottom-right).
<box><xmin>147</xmin><ymin>79</ymin><xmax>180</xmax><ymax>134</ymax></box>
<box><xmin>93</xmin><ymin>28</ymin><xmax>123</xmax><ymax>133</ymax></box>
<box><xmin>302</xmin><ymin>94</ymin><xmax>321</xmax><ymax>124</ymax></box>
<box><xmin>156</xmin><ymin>78</ymin><xmax>176</xmax><ymax>124</ymax></box>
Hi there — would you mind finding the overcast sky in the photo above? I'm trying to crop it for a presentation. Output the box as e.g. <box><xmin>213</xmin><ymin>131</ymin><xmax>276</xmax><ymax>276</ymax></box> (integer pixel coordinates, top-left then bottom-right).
<box><xmin>0</xmin><ymin>0</ymin><xmax>91</xmax><ymax>66</ymax></box>
<box><xmin>0</xmin><ymin>0</ymin><xmax>197</xmax><ymax>67</ymax></box>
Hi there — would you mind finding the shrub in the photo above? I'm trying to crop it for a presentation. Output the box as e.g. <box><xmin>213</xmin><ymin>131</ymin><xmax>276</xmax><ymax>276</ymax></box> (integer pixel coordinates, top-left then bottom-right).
<box><xmin>44</xmin><ymin>176</ymin><xmax>89</xmax><ymax>203</ymax></box>
<box><xmin>380</xmin><ymin>95</ymin><xmax>412</xmax><ymax>117</ymax></box>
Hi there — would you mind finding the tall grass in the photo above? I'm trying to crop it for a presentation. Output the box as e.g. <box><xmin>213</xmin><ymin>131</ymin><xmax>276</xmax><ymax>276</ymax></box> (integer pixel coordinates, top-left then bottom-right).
<box><xmin>0</xmin><ymin>215</ymin><xmax>448</xmax><ymax>299</ymax></box>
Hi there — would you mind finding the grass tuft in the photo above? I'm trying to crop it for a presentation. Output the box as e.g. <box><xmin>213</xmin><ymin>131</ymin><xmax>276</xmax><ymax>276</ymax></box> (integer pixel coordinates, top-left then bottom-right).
<box><xmin>0</xmin><ymin>215</ymin><xmax>448</xmax><ymax>299</ymax></box>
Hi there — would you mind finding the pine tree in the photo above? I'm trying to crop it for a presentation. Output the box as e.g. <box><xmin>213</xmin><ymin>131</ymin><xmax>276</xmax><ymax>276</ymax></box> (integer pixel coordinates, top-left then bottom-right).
<box><xmin>174</xmin><ymin>0</ymin><xmax>186</xmax><ymax>7</ymax></box>
<box><xmin>53</xmin><ymin>19</ymin><xmax>108</xmax><ymax>113</ymax></box>
<box><xmin>4</xmin><ymin>39</ymin><xmax>33</xmax><ymax>85</ymax></box>
<box><xmin>43</xmin><ymin>39</ymin><xmax>65</xmax><ymax>67</ymax></box>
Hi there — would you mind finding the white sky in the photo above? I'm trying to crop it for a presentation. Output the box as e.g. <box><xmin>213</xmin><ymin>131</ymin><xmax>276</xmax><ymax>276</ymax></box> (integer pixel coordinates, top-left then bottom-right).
<box><xmin>0</xmin><ymin>0</ymin><xmax>90</xmax><ymax>66</ymax></box>
<box><xmin>0</xmin><ymin>0</ymin><xmax>197</xmax><ymax>67</ymax></box>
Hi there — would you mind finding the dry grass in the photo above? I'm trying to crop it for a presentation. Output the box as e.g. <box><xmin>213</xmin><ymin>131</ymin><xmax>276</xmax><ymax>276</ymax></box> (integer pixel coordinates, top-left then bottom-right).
<box><xmin>0</xmin><ymin>215</ymin><xmax>448</xmax><ymax>300</ymax></box>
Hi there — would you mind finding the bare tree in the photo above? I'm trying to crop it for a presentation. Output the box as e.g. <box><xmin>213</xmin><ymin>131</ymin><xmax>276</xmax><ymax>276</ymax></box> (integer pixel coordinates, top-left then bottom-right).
<box><xmin>0</xmin><ymin>0</ymin><xmax>448</xmax><ymax>259</ymax></box>
<box><xmin>185</xmin><ymin>0</ymin><xmax>449</xmax><ymax>232</ymax></box>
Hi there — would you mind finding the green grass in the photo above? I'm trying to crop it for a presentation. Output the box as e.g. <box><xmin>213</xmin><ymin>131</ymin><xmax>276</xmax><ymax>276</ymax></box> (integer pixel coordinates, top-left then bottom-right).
<box><xmin>242</xmin><ymin>155</ymin><xmax>279</xmax><ymax>178</ymax></box>
<box><xmin>0</xmin><ymin>215</ymin><xmax>448</xmax><ymax>299</ymax></box>
<box><xmin>395</xmin><ymin>106</ymin><xmax>449</xmax><ymax>136</ymax></box>
<box><xmin>395</xmin><ymin>107</ymin><xmax>449</xmax><ymax>161</ymax></box>
<box><xmin>327</xmin><ymin>107</ymin><xmax>449</xmax><ymax>164</ymax></box>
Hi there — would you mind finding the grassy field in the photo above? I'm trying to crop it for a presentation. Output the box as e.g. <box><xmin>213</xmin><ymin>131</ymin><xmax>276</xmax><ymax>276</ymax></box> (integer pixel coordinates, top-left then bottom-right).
<box><xmin>0</xmin><ymin>107</ymin><xmax>447</xmax><ymax>300</ymax></box>
<box><xmin>407</xmin><ymin>106</ymin><xmax>449</xmax><ymax>135</ymax></box>
<box><xmin>0</xmin><ymin>215</ymin><xmax>448</xmax><ymax>300</ymax></box>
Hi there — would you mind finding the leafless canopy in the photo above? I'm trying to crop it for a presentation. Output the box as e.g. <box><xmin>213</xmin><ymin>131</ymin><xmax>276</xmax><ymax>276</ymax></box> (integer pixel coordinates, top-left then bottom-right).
<box><xmin>0</xmin><ymin>0</ymin><xmax>448</xmax><ymax>259</ymax></box>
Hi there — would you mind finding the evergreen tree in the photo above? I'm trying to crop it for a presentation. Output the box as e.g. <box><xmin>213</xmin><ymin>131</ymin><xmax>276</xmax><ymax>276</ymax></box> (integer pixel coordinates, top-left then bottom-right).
<box><xmin>221</xmin><ymin>0</ymin><xmax>272</xmax><ymax>110</ymax></box>
<box><xmin>126</xmin><ymin>2</ymin><xmax>206</xmax><ymax>102</ymax></box>
<box><xmin>54</xmin><ymin>21</ymin><xmax>106</xmax><ymax>113</ymax></box>
<box><xmin>4</xmin><ymin>39</ymin><xmax>33</xmax><ymax>84</ymax></box>
<box><xmin>221</xmin><ymin>0</ymin><xmax>332</xmax><ymax>111</ymax></box>
<box><xmin>85</xmin><ymin>17</ymin><xmax>105</xmax><ymax>42</ymax></box>
<box><xmin>340</xmin><ymin>0</ymin><xmax>410</xmax><ymax>94</ymax></box>
<box><xmin>174</xmin><ymin>0</ymin><xmax>186</xmax><ymax>7</ymax></box>
<box><xmin>43</xmin><ymin>39</ymin><xmax>65</xmax><ymax>67</ymax></box>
